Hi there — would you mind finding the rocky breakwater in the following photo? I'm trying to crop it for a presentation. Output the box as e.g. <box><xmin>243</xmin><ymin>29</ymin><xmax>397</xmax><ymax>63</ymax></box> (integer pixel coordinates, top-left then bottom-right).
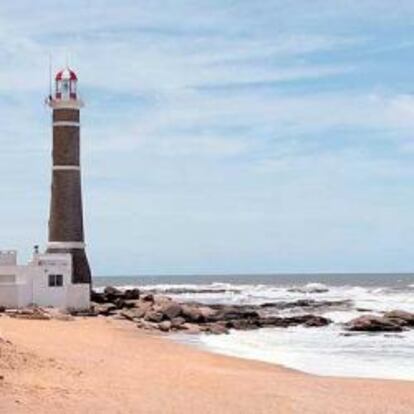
<box><xmin>345</xmin><ymin>310</ymin><xmax>414</xmax><ymax>332</ymax></box>
<box><xmin>89</xmin><ymin>286</ymin><xmax>333</xmax><ymax>335</ymax></box>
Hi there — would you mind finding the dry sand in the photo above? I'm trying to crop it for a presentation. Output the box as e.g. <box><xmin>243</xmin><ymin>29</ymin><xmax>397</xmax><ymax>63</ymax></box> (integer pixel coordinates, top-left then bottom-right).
<box><xmin>0</xmin><ymin>316</ymin><xmax>413</xmax><ymax>414</ymax></box>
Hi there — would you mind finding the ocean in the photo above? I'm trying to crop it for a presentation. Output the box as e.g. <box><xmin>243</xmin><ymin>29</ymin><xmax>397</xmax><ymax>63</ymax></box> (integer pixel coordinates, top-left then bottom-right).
<box><xmin>94</xmin><ymin>273</ymin><xmax>414</xmax><ymax>380</ymax></box>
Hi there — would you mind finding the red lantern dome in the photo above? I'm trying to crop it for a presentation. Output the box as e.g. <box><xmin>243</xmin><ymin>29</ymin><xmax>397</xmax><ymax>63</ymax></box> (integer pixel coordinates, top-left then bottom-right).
<box><xmin>54</xmin><ymin>66</ymin><xmax>78</xmax><ymax>100</ymax></box>
<box><xmin>55</xmin><ymin>67</ymin><xmax>78</xmax><ymax>81</ymax></box>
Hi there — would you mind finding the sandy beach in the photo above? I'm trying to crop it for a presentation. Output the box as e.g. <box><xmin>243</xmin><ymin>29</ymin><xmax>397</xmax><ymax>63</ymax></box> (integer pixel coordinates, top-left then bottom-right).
<box><xmin>0</xmin><ymin>316</ymin><xmax>412</xmax><ymax>414</ymax></box>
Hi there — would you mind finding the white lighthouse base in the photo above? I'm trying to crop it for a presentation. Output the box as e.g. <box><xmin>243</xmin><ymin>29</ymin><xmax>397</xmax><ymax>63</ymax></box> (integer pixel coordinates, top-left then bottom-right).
<box><xmin>0</xmin><ymin>250</ymin><xmax>90</xmax><ymax>310</ymax></box>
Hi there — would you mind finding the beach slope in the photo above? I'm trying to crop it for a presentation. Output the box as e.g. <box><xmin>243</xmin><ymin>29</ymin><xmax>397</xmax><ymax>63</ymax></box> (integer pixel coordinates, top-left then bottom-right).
<box><xmin>0</xmin><ymin>317</ymin><xmax>413</xmax><ymax>414</ymax></box>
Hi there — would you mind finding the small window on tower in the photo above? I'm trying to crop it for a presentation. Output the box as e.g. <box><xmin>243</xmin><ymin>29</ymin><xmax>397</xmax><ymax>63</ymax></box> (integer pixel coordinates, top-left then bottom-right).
<box><xmin>49</xmin><ymin>274</ymin><xmax>63</xmax><ymax>287</ymax></box>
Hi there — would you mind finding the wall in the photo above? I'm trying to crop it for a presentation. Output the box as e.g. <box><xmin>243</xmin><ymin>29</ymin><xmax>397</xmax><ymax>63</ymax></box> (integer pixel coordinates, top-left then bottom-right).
<box><xmin>0</xmin><ymin>250</ymin><xmax>17</xmax><ymax>266</ymax></box>
<box><xmin>32</xmin><ymin>253</ymin><xmax>72</xmax><ymax>308</ymax></box>
<box><xmin>0</xmin><ymin>264</ymin><xmax>32</xmax><ymax>308</ymax></box>
<box><xmin>66</xmin><ymin>284</ymin><xmax>90</xmax><ymax>310</ymax></box>
<box><xmin>0</xmin><ymin>252</ymin><xmax>90</xmax><ymax>310</ymax></box>
<box><xmin>0</xmin><ymin>284</ymin><xmax>20</xmax><ymax>308</ymax></box>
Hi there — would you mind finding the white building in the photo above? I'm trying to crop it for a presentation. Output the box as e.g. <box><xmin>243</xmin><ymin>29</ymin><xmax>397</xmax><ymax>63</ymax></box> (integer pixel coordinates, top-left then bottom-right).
<box><xmin>0</xmin><ymin>250</ymin><xmax>90</xmax><ymax>310</ymax></box>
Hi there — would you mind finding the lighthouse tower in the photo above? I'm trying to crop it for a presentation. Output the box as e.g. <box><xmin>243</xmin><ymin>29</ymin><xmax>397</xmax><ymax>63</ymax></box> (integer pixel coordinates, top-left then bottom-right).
<box><xmin>46</xmin><ymin>67</ymin><xmax>91</xmax><ymax>285</ymax></box>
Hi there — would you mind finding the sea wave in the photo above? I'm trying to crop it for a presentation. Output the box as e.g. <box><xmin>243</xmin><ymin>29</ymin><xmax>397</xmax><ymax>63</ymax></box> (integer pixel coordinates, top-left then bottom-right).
<box><xmin>95</xmin><ymin>280</ymin><xmax>414</xmax><ymax>314</ymax></box>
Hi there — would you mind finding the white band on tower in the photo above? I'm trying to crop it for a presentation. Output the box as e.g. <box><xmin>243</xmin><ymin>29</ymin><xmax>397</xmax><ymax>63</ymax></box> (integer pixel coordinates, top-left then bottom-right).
<box><xmin>48</xmin><ymin>242</ymin><xmax>86</xmax><ymax>249</ymax></box>
<box><xmin>53</xmin><ymin>121</ymin><xmax>80</xmax><ymax>127</ymax></box>
<box><xmin>53</xmin><ymin>165</ymin><xmax>80</xmax><ymax>171</ymax></box>
<box><xmin>49</xmin><ymin>99</ymin><xmax>84</xmax><ymax>110</ymax></box>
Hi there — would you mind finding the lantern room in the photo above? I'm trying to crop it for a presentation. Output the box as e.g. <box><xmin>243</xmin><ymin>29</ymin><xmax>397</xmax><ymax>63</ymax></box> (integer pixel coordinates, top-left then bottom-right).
<box><xmin>55</xmin><ymin>67</ymin><xmax>78</xmax><ymax>100</ymax></box>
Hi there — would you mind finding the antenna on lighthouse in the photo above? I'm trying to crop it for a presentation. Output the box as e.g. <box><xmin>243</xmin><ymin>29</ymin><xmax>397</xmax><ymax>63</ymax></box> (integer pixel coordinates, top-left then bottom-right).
<box><xmin>48</xmin><ymin>54</ymin><xmax>53</xmax><ymax>98</ymax></box>
<box><xmin>44</xmin><ymin>54</ymin><xmax>53</xmax><ymax>107</ymax></box>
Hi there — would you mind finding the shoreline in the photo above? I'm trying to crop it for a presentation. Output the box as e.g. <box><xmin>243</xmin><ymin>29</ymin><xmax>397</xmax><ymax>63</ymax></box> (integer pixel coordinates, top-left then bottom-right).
<box><xmin>1</xmin><ymin>316</ymin><xmax>414</xmax><ymax>413</ymax></box>
<box><xmin>170</xmin><ymin>328</ymin><xmax>414</xmax><ymax>382</ymax></box>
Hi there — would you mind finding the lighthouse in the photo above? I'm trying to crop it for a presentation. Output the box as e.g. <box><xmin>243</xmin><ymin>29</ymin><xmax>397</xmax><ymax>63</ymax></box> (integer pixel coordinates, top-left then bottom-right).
<box><xmin>0</xmin><ymin>65</ymin><xmax>91</xmax><ymax>311</ymax></box>
<box><xmin>46</xmin><ymin>67</ymin><xmax>91</xmax><ymax>285</ymax></box>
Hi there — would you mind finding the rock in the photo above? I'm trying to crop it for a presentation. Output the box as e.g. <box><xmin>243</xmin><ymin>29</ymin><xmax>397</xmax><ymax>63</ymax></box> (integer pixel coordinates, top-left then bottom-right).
<box><xmin>260</xmin><ymin>299</ymin><xmax>351</xmax><ymax>311</ymax></box>
<box><xmin>144</xmin><ymin>311</ymin><xmax>164</xmax><ymax>323</ymax></box>
<box><xmin>94</xmin><ymin>285</ymin><xmax>336</xmax><ymax>335</ymax></box>
<box><xmin>159</xmin><ymin>302</ymin><xmax>182</xmax><ymax>320</ymax></box>
<box><xmin>114</xmin><ymin>298</ymin><xmax>126</xmax><ymax>309</ymax></box>
<box><xmin>210</xmin><ymin>305</ymin><xmax>260</xmax><ymax>322</ymax></box>
<box><xmin>206</xmin><ymin>323</ymin><xmax>229</xmax><ymax>335</ymax></box>
<box><xmin>94</xmin><ymin>303</ymin><xmax>117</xmax><ymax>316</ymax></box>
<box><xmin>383</xmin><ymin>310</ymin><xmax>414</xmax><ymax>327</ymax></box>
<box><xmin>104</xmin><ymin>286</ymin><xmax>122</xmax><ymax>296</ymax></box>
<box><xmin>181</xmin><ymin>305</ymin><xmax>204</xmax><ymax>323</ymax></box>
<box><xmin>345</xmin><ymin>315</ymin><xmax>403</xmax><ymax>332</ymax></box>
<box><xmin>225</xmin><ymin>319</ymin><xmax>259</xmax><ymax>330</ymax></box>
<box><xmin>122</xmin><ymin>300</ymin><xmax>141</xmax><ymax>309</ymax></box>
<box><xmin>285</xmin><ymin>314</ymin><xmax>331</xmax><ymax>327</ymax></box>
<box><xmin>181</xmin><ymin>323</ymin><xmax>201</xmax><ymax>334</ymax></box>
<box><xmin>46</xmin><ymin>308</ymin><xmax>75</xmax><ymax>321</ymax></box>
<box><xmin>9</xmin><ymin>309</ymin><xmax>51</xmax><ymax>320</ymax></box>
<box><xmin>141</xmin><ymin>294</ymin><xmax>154</xmax><ymax>303</ymax></box>
<box><xmin>288</xmin><ymin>283</ymin><xmax>329</xmax><ymax>294</ymax></box>
<box><xmin>158</xmin><ymin>321</ymin><xmax>172</xmax><ymax>332</ymax></box>
<box><xmin>198</xmin><ymin>306</ymin><xmax>217</xmax><ymax>322</ymax></box>
<box><xmin>257</xmin><ymin>316</ymin><xmax>284</xmax><ymax>327</ymax></box>
<box><xmin>258</xmin><ymin>314</ymin><xmax>332</xmax><ymax>328</ymax></box>
<box><xmin>120</xmin><ymin>300</ymin><xmax>152</xmax><ymax>319</ymax></box>
<box><xmin>137</xmin><ymin>300</ymin><xmax>153</xmax><ymax>312</ymax></box>
<box><xmin>90</xmin><ymin>290</ymin><xmax>107</xmax><ymax>304</ymax></box>
<box><xmin>0</xmin><ymin>306</ymin><xmax>6</xmax><ymax>313</ymax></box>
<box><xmin>124</xmin><ymin>288</ymin><xmax>140</xmax><ymax>300</ymax></box>
<box><xmin>91</xmin><ymin>287</ymin><xmax>139</xmax><ymax>304</ymax></box>
<box><xmin>171</xmin><ymin>317</ymin><xmax>186</xmax><ymax>329</ymax></box>
<box><xmin>291</xmin><ymin>299</ymin><xmax>319</xmax><ymax>308</ymax></box>
<box><xmin>114</xmin><ymin>297</ymin><xmax>141</xmax><ymax>309</ymax></box>
<box><xmin>103</xmin><ymin>286</ymin><xmax>124</xmax><ymax>301</ymax></box>
<box><xmin>261</xmin><ymin>300</ymin><xmax>313</xmax><ymax>309</ymax></box>
<box><xmin>120</xmin><ymin>310</ymin><xmax>135</xmax><ymax>321</ymax></box>
<box><xmin>136</xmin><ymin>320</ymin><xmax>159</xmax><ymax>331</ymax></box>
<box><xmin>70</xmin><ymin>309</ymin><xmax>98</xmax><ymax>317</ymax></box>
<box><xmin>303</xmin><ymin>315</ymin><xmax>331</xmax><ymax>327</ymax></box>
<box><xmin>121</xmin><ymin>307</ymin><xmax>147</xmax><ymax>321</ymax></box>
<box><xmin>6</xmin><ymin>308</ymin><xmax>32</xmax><ymax>315</ymax></box>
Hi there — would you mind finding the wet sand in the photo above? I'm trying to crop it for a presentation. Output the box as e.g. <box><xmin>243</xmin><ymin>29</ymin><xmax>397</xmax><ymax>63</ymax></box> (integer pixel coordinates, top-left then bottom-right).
<box><xmin>0</xmin><ymin>316</ymin><xmax>413</xmax><ymax>414</ymax></box>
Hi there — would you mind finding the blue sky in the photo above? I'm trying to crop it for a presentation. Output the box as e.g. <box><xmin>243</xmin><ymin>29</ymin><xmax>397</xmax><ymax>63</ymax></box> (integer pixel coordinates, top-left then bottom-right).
<box><xmin>1</xmin><ymin>1</ymin><xmax>414</xmax><ymax>275</ymax></box>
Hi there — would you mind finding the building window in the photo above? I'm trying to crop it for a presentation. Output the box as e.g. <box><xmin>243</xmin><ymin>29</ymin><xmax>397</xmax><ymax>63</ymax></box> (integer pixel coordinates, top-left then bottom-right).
<box><xmin>49</xmin><ymin>274</ymin><xmax>63</xmax><ymax>287</ymax></box>
<box><xmin>0</xmin><ymin>274</ymin><xmax>16</xmax><ymax>284</ymax></box>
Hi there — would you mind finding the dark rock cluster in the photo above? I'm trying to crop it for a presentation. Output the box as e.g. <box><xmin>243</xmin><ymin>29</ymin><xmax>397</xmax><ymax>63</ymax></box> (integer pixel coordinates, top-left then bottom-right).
<box><xmin>345</xmin><ymin>311</ymin><xmax>414</xmax><ymax>332</ymax></box>
<box><xmin>259</xmin><ymin>298</ymin><xmax>352</xmax><ymax>311</ymax></box>
<box><xmin>87</xmin><ymin>286</ymin><xmax>333</xmax><ymax>334</ymax></box>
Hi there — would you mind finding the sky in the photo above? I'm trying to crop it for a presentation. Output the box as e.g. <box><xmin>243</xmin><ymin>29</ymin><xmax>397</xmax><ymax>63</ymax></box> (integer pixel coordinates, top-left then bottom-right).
<box><xmin>1</xmin><ymin>1</ymin><xmax>414</xmax><ymax>275</ymax></box>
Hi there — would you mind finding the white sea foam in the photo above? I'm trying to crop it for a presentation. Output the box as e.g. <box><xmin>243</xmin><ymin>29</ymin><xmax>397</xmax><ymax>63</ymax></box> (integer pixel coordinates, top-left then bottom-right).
<box><xmin>197</xmin><ymin>326</ymin><xmax>414</xmax><ymax>380</ymax></box>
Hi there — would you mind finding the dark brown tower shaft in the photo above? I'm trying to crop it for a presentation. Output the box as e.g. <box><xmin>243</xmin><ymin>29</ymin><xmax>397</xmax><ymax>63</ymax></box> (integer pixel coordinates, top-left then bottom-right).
<box><xmin>47</xmin><ymin>107</ymin><xmax>91</xmax><ymax>284</ymax></box>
